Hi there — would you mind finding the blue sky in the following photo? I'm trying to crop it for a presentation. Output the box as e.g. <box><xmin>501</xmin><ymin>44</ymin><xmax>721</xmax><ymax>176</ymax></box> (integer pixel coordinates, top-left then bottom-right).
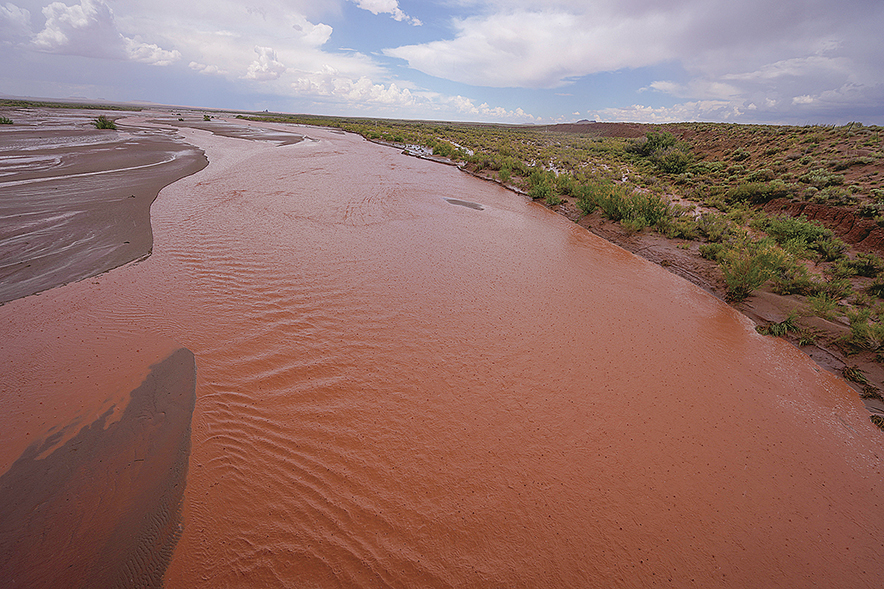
<box><xmin>1</xmin><ymin>0</ymin><xmax>882</xmax><ymax>124</ymax></box>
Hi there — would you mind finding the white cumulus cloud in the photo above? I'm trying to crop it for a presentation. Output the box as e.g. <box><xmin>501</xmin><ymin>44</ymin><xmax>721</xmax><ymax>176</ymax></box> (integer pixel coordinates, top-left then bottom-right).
<box><xmin>383</xmin><ymin>0</ymin><xmax>884</xmax><ymax>123</ymax></box>
<box><xmin>244</xmin><ymin>45</ymin><xmax>287</xmax><ymax>81</ymax></box>
<box><xmin>31</xmin><ymin>0</ymin><xmax>179</xmax><ymax>64</ymax></box>
<box><xmin>348</xmin><ymin>0</ymin><xmax>421</xmax><ymax>26</ymax></box>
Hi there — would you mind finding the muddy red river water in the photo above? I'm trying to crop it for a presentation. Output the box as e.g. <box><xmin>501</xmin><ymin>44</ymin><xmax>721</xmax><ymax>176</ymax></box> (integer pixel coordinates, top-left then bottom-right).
<box><xmin>1</xmin><ymin>117</ymin><xmax>883</xmax><ymax>587</ymax></box>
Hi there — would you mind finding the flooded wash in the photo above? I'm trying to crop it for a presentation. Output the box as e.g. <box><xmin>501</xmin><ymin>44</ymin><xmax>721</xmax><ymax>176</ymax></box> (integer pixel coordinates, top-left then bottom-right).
<box><xmin>1</xmin><ymin>119</ymin><xmax>883</xmax><ymax>588</ymax></box>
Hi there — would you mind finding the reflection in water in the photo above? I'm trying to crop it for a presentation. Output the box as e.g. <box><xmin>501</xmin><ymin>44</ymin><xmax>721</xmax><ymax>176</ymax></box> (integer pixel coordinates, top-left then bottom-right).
<box><xmin>1</xmin><ymin>121</ymin><xmax>882</xmax><ymax>588</ymax></box>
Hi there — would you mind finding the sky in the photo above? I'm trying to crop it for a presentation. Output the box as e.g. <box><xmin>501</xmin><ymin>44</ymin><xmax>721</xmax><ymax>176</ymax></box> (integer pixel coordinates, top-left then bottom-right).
<box><xmin>1</xmin><ymin>0</ymin><xmax>882</xmax><ymax>125</ymax></box>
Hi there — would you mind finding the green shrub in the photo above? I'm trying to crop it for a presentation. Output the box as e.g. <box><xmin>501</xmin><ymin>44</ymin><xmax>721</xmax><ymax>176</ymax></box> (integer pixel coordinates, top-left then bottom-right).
<box><xmin>576</xmin><ymin>195</ymin><xmax>595</xmax><ymax>215</ymax></box>
<box><xmin>596</xmin><ymin>184</ymin><xmax>630</xmax><ymax>220</ymax></box>
<box><xmin>555</xmin><ymin>173</ymin><xmax>576</xmax><ymax>196</ymax></box>
<box><xmin>93</xmin><ymin>115</ymin><xmax>117</xmax><ymax>130</ymax></box>
<box><xmin>855</xmin><ymin>202</ymin><xmax>884</xmax><ymax>218</ymax></box>
<box><xmin>809</xmin><ymin>186</ymin><xmax>857</xmax><ymax>206</ymax></box>
<box><xmin>747</xmin><ymin>168</ymin><xmax>775</xmax><ymax>182</ymax></box>
<box><xmin>546</xmin><ymin>193</ymin><xmax>562</xmax><ymax>206</ymax></box>
<box><xmin>696</xmin><ymin>213</ymin><xmax>730</xmax><ymax>242</ymax></box>
<box><xmin>771</xmin><ymin>259</ymin><xmax>816</xmax><ymax>295</ymax></box>
<box><xmin>750</xmin><ymin>214</ymin><xmax>831</xmax><ymax>249</ymax></box>
<box><xmin>847</xmin><ymin>308</ymin><xmax>884</xmax><ymax>350</ymax></box>
<box><xmin>815</xmin><ymin>237</ymin><xmax>848</xmax><ymax>261</ymax></box>
<box><xmin>203</xmin><ymin>114</ymin><xmax>211</xmax><ymax>121</ymax></box>
<box><xmin>800</xmin><ymin>168</ymin><xmax>844</xmax><ymax>188</ymax></box>
<box><xmin>726</xmin><ymin>180</ymin><xmax>790</xmax><ymax>204</ymax></box>
<box><xmin>527</xmin><ymin>169</ymin><xmax>555</xmax><ymax>200</ymax></box>
<box><xmin>628</xmin><ymin>131</ymin><xmax>693</xmax><ymax>174</ymax></box>
<box><xmin>867</xmin><ymin>279</ymin><xmax>884</xmax><ymax>299</ymax></box>
<box><xmin>499</xmin><ymin>167</ymin><xmax>511</xmax><ymax>183</ymax></box>
<box><xmin>731</xmin><ymin>148</ymin><xmax>751</xmax><ymax>162</ymax></box>
<box><xmin>628</xmin><ymin>131</ymin><xmax>677</xmax><ymax>157</ymax></box>
<box><xmin>651</xmin><ymin>145</ymin><xmax>693</xmax><ymax>174</ymax></box>
<box><xmin>658</xmin><ymin>215</ymin><xmax>700</xmax><ymax>240</ymax></box>
<box><xmin>699</xmin><ymin>242</ymin><xmax>726</xmax><ymax>261</ymax></box>
<box><xmin>819</xmin><ymin>277</ymin><xmax>852</xmax><ymax>299</ymax></box>
<box><xmin>529</xmin><ymin>181</ymin><xmax>552</xmax><ymax>201</ymax></box>
<box><xmin>843</xmin><ymin>365</ymin><xmax>869</xmax><ymax>385</ymax></box>
<box><xmin>849</xmin><ymin>253</ymin><xmax>884</xmax><ymax>278</ymax></box>
<box><xmin>720</xmin><ymin>240</ymin><xmax>782</xmax><ymax>300</ymax></box>
<box><xmin>0</xmin><ymin>116</ymin><xmax>12</xmax><ymax>125</ymax></box>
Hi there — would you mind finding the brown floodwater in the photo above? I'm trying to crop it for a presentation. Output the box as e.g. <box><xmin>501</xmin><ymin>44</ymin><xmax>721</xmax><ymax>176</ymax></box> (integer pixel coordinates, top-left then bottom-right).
<box><xmin>1</xmin><ymin>118</ymin><xmax>883</xmax><ymax>587</ymax></box>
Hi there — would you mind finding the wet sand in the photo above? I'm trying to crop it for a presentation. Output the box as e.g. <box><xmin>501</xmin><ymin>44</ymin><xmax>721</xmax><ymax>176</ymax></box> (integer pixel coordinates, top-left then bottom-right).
<box><xmin>1</xmin><ymin>115</ymin><xmax>883</xmax><ymax>587</ymax></box>
<box><xmin>0</xmin><ymin>109</ymin><xmax>207</xmax><ymax>303</ymax></box>
<box><xmin>0</xmin><ymin>348</ymin><xmax>196</xmax><ymax>588</ymax></box>
<box><xmin>163</xmin><ymin>118</ymin><xmax>306</xmax><ymax>145</ymax></box>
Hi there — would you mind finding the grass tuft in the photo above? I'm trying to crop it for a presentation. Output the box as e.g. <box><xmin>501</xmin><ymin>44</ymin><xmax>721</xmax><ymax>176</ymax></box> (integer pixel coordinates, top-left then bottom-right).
<box><xmin>843</xmin><ymin>365</ymin><xmax>869</xmax><ymax>385</ymax></box>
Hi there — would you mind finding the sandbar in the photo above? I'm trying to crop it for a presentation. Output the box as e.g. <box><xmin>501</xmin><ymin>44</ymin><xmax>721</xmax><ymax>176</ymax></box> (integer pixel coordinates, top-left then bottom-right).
<box><xmin>0</xmin><ymin>348</ymin><xmax>196</xmax><ymax>588</ymax></box>
<box><xmin>0</xmin><ymin>108</ymin><xmax>208</xmax><ymax>303</ymax></box>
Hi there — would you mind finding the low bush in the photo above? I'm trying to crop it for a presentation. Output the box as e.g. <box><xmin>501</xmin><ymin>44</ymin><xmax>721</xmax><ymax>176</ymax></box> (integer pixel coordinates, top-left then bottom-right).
<box><xmin>849</xmin><ymin>253</ymin><xmax>884</xmax><ymax>278</ymax></box>
<box><xmin>808</xmin><ymin>186</ymin><xmax>857</xmax><ymax>206</ymax></box>
<box><xmin>696</xmin><ymin>213</ymin><xmax>731</xmax><ymax>242</ymax></box>
<box><xmin>731</xmin><ymin>148</ymin><xmax>751</xmax><ymax>162</ymax></box>
<box><xmin>699</xmin><ymin>242</ymin><xmax>726</xmax><ymax>261</ymax></box>
<box><xmin>747</xmin><ymin>168</ymin><xmax>775</xmax><ymax>182</ymax></box>
<box><xmin>818</xmin><ymin>277</ymin><xmax>853</xmax><ymax>300</ymax></box>
<box><xmin>799</xmin><ymin>167</ymin><xmax>844</xmax><ymax>188</ymax></box>
<box><xmin>847</xmin><ymin>308</ymin><xmax>884</xmax><ymax>350</ymax></box>
<box><xmin>815</xmin><ymin>237</ymin><xmax>848</xmax><ymax>262</ymax></box>
<box><xmin>651</xmin><ymin>145</ymin><xmax>693</xmax><ymax>174</ymax></box>
<box><xmin>855</xmin><ymin>202</ymin><xmax>884</xmax><ymax>218</ymax></box>
<box><xmin>555</xmin><ymin>173</ymin><xmax>577</xmax><ymax>196</ymax></box>
<box><xmin>0</xmin><ymin>116</ymin><xmax>12</xmax><ymax>125</ymax></box>
<box><xmin>658</xmin><ymin>215</ymin><xmax>700</xmax><ymax>240</ymax></box>
<box><xmin>628</xmin><ymin>131</ymin><xmax>693</xmax><ymax>174</ymax></box>
<box><xmin>750</xmin><ymin>214</ymin><xmax>831</xmax><ymax>251</ymax></box>
<box><xmin>720</xmin><ymin>239</ymin><xmax>783</xmax><ymax>300</ymax></box>
<box><xmin>771</xmin><ymin>259</ymin><xmax>816</xmax><ymax>296</ymax></box>
<box><xmin>92</xmin><ymin>115</ymin><xmax>116</xmax><ymax>130</ymax></box>
<box><xmin>546</xmin><ymin>193</ymin><xmax>562</xmax><ymax>206</ymax></box>
<box><xmin>726</xmin><ymin>180</ymin><xmax>790</xmax><ymax>204</ymax></box>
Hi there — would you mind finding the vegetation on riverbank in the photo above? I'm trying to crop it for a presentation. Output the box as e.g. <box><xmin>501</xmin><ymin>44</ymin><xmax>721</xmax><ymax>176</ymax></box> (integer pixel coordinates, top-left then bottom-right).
<box><xmin>0</xmin><ymin>99</ymin><xmax>140</xmax><ymax>111</ymax></box>
<box><xmin>237</xmin><ymin>112</ymin><xmax>884</xmax><ymax>427</ymax></box>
